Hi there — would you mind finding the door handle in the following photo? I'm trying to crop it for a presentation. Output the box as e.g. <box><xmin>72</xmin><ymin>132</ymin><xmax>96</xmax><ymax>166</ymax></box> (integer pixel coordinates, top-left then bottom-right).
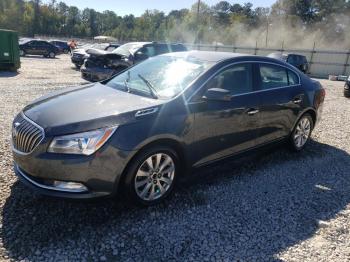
<box><xmin>247</xmin><ymin>109</ymin><xmax>259</xmax><ymax>115</ymax></box>
<box><xmin>293</xmin><ymin>98</ymin><xmax>302</xmax><ymax>104</ymax></box>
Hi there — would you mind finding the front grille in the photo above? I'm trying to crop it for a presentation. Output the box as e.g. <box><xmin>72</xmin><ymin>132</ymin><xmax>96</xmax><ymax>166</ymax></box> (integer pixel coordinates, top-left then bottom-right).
<box><xmin>12</xmin><ymin>113</ymin><xmax>44</xmax><ymax>154</ymax></box>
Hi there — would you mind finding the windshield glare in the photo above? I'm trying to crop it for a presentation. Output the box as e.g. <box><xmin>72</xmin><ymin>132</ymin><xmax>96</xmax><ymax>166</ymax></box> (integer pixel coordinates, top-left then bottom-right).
<box><xmin>106</xmin><ymin>55</ymin><xmax>212</xmax><ymax>99</ymax></box>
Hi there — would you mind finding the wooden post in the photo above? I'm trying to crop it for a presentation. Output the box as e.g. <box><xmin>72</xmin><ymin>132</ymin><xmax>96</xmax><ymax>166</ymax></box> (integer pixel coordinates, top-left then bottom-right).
<box><xmin>308</xmin><ymin>42</ymin><xmax>316</xmax><ymax>75</ymax></box>
<box><xmin>343</xmin><ymin>50</ymin><xmax>350</xmax><ymax>76</ymax></box>
<box><xmin>254</xmin><ymin>41</ymin><xmax>258</xmax><ymax>55</ymax></box>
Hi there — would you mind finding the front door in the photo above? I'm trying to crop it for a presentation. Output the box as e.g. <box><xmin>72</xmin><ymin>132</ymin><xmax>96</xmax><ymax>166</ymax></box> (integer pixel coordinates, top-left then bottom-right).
<box><xmin>188</xmin><ymin>63</ymin><xmax>261</xmax><ymax>167</ymax></box>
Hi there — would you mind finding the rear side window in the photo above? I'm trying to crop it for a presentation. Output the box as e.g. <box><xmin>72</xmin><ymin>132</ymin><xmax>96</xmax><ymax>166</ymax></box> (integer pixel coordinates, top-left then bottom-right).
<box><xmin>288</xmin><ymin>70</ymin><xmax>300</xmax><ymax>85</ymax></box>
<box><xmin>259</xmin><ymin>64</ymin><xmax>288</xmax><ymax>89</ymax></box>
<box><xmin>206</xmin><ymin>63</ymin><xmax>253</xmax><ymax>96</ymax></box>
<box><xmin>287</xmin><ymin>55</ymin><xmax>298</xmax><ymax>64</ymax></box>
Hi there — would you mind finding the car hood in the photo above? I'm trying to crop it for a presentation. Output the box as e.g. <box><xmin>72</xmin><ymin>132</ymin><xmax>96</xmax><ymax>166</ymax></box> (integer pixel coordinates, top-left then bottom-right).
<box><xmin>73</xmin><ymin>49</ymin><xmax>87</xmax><ymax>55</ymax></box>
<box><xmin>23</xmin><ymin>83</ymin><xmax>163</xmax><ymax>136</ymax></box>
<box><xmin>86</xmin><ymin>49</ymin><xmax>109</xmax><ymax>56</ymax></box>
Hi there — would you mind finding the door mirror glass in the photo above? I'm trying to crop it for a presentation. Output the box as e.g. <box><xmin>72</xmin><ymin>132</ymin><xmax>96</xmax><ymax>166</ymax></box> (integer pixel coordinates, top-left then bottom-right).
<box><xmin>203</xmin><ymin>88</ymin><xmax>231</xmax><ymax>101</ymax></box>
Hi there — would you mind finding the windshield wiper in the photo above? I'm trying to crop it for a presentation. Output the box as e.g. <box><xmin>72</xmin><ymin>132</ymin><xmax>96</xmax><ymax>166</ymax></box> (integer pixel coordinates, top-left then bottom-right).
<box><xmin>137</xmin><ymin>74</ymin><xmax>159</xmax><ymax>99</ymax></box>
<box><xmin>123</xmin><ymin>71</ymin><xmax>131</xmax><ymax>92</ymax></box>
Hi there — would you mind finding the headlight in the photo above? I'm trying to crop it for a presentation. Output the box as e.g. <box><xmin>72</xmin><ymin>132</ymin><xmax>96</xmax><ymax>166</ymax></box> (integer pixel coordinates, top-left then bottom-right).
<box><xmin>48</xmin><ymin>127</ymin><xmax>117</xmax><ymax>155</ymax></box>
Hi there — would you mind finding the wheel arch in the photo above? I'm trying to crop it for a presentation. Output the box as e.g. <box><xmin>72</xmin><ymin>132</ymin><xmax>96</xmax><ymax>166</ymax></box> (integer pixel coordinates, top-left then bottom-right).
<box><xmin>113</xmin><ymin>137</ymin><xmax>188</xmax><ymax>195</ymax></box>
<box><xmin>291</xmin><ymin>108</ymin><xmax>317</xmax><ymax>133</ymax></box>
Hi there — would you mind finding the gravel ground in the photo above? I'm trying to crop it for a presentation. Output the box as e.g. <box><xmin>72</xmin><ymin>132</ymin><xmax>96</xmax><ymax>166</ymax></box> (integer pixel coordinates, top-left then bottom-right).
<box><xmin>0</xmin><ymin>55</ymin><xmax>350</xmax><ymax>262</ymax></box>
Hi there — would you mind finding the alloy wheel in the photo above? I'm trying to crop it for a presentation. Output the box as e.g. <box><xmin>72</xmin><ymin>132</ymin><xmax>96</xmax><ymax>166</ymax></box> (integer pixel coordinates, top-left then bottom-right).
<box><xmin>294</xmin><ymin>117</ymin><xmax>311</xmax><ymax>148</ymax></box>
<box><xmin>134</xmin><ymin>153</ymin><xmax>175</xmax><ymax>201</ymax></box>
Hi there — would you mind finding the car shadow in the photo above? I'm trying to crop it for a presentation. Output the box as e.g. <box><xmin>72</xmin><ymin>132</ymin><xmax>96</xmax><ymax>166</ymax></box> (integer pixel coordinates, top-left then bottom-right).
<box><xmin>0</xmin><ymin>71</ymin><xmax>19</xmax><ymax>78</ymax></box>
<box><xmin>21</xmin><ymin>55</ymin><xmax>59</xmax><ymax>60</ymax></box>
<box><xmin>1</xmin><ymin>140</ymin><xmax>350</xmax><ymax>261</ymax></box>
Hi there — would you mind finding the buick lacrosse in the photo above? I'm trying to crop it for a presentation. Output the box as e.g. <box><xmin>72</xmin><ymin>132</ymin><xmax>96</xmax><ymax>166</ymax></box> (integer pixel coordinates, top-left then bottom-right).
<box><xmin>12</xmin><ymin>51</ymin><xmax>325</xmax><ymax>205</ymax></box>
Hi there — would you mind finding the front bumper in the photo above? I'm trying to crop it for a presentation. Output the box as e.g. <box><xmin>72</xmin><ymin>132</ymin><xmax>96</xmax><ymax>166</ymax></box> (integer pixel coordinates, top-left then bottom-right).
<box><xmin>13</xmin><ymin>135</ymin><xmax>135</xmax><ymax>199</ymax></box>
<box><xmin>71</xmin><ymin>56</ymin><xmax>84</xmax><ymax>66</ymax></box>
<box><xmin>81</xmin><ymin>67</ymin><xmax>116</xmax><ymax>82</ymax></box>
<box><xmin>14</xmin><ymin>164</ymin><xmax>109</xmax><ymax>199</ymax></box>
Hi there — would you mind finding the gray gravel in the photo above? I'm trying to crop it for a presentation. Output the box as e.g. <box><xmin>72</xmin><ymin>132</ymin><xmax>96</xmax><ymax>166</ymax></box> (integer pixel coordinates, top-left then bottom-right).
<box><xmin>1</xmin><ymin>55</ymin><xmax>350</xmax><ymax>262</ymax></box>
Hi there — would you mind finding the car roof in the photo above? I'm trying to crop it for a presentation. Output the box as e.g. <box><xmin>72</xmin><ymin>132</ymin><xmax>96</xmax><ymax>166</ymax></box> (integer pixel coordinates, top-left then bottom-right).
<box><xmin>161</xmin><ymin>51</ymin><xmax>300</xmax><ymax>70</ymax></box>
<box><xmin>162</xmin><ymin>51</ymin><xmax>254</xmax><ymax>62</ymax></box>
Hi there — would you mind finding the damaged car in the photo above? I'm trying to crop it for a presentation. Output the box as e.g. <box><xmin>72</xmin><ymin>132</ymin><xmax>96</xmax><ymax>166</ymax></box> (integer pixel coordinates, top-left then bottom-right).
<box><xmin>81</xmin><ymin>42</ymin><xmax>187</xmax><ymax>82</ymax></box>
<box><xmin>71</xmin><ymin>43</ymin><xmax>120</xmax><ymax>69</ymax></box>
<box><xmin>267</xmin><ymin>53</ymin><xmax>309</xmax><ymax>73</ymax></box>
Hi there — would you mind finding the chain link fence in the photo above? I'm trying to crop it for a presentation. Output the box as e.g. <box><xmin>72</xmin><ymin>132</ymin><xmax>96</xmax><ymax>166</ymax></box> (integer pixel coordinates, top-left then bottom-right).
<box><xmin>185</xmin><ymin>43</ymin><xmax>350</xmax><ymax>78</ymax></box>
<box><xmin>32</xmin><ymin>35</ymin><xmax>350</xmax><ymax>78</ymax></box>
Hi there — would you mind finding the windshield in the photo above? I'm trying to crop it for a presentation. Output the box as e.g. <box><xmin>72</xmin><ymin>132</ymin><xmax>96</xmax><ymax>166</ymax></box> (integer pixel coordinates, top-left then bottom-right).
<box><xmin>112</xmin><ymin>43</ymin><xmax>142</xmax><ymax>56</ymax></box>
<box><xmin>106</xmin><ymin>55</ymin><xmax>212</xmax><ymax>99</ymax></box>
<box><xmin>90</xmin><ymin>43</ymin><xmax>109</xmax><ymax>50</ymax></box>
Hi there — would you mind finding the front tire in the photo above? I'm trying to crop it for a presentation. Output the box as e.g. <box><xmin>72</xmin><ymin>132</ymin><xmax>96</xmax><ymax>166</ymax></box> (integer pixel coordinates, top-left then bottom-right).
<box><xmin>123</xmin><ymin>146</ymin><xmax>179</xmax><ymax>206</ymax></box>
<box><xmin>289</xmin><ymin>114</ymin><xmax>313</xmax><ymax>151</ymax></box>
<box><xmin>19</xmin><ymin>49</ymin><xmax>25</xmax><ymax>57</ymax></box>
<box><xmin>48</xmin><ymin>52</ymin><xmax>55</xmax><ymax>58</ymax></box>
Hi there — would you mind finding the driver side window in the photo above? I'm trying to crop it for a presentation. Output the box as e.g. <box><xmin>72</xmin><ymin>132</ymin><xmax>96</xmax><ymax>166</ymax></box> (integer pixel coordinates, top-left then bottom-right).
<box><xmin>205</xmin><ymin>63</ymin><xmax>253</xmax><ymax>96</ymax></box>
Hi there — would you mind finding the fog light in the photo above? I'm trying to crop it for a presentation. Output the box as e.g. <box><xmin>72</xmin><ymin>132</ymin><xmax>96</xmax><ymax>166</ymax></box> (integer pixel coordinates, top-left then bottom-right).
<box><xmin>53</xmin><ymin>181</ymin><xmax>88</xmax><ymax>192</ymax></box>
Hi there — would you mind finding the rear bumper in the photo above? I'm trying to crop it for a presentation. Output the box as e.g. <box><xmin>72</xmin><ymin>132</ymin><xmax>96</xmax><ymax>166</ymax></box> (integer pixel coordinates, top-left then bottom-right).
<box><xmin>71</xmin><ymin>57</ymin><xmax>84</xmax><ymax>66</ymax></box>
<box><xmin>344</xmin><ymin>83</ymin><xmax>350</xmax><ymax>97</ymax></box>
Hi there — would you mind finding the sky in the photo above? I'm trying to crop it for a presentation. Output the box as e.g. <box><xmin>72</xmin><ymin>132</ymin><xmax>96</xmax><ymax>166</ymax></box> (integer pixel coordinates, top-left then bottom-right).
<box><xmin>46</xmin><ymin>0</ymin><xmax>276</xmax><ymax>16</ymax></box>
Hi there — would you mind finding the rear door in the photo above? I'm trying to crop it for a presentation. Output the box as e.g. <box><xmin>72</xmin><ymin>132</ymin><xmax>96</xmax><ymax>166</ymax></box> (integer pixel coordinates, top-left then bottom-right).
<box><xmin>39</xmin><ymin>41</ymin><xmax>52</xmax><ymax>55</ymax></box>
<box><xmin>189</xmin><ymin>63</ymin><xmax>261</xmax><ymax>166</ymax></box>
<box><xmin>255</xmin><ymin>63</ymin><xmax>304</xmax><ymax>146</ymax></box>
<box><xmin>25</xmin><ymin>41</ymin><xmax>37</xmax><ymax>55</ymax></box>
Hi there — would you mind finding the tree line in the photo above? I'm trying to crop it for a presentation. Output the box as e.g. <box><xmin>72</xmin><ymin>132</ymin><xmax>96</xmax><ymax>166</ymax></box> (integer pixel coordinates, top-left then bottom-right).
<box><xmin>0</xmin><ymin>0</ymin><xmax>350</xmax><ymax>48</ymax></box>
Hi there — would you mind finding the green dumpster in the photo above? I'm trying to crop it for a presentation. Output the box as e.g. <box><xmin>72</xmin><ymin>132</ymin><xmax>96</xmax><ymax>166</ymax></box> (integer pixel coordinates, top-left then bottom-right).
<box><xmin>0</xmin><ymin>29</ymin><xmax>20</xmax><ymax>71</ymax></box>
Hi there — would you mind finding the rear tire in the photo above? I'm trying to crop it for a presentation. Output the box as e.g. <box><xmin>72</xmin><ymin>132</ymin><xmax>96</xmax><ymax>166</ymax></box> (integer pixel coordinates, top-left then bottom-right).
<box><xmin>19</xmin><ymin>49</ymin><xmax>25</xmax><ymax>57</ymax></box>
<box><xmin>48</xmin><ymin>52</ymin><xmax>55</xmax><ymax>58</ymax></box>
<box><xmin>289</xmin><ymin>114</ymin><xmax>313</xmax><ymax>151</ymax></box>
<box><xmin>123</xmin><ymin>146</ymin><xmax>179</xmax><ymax>206</ymax></box>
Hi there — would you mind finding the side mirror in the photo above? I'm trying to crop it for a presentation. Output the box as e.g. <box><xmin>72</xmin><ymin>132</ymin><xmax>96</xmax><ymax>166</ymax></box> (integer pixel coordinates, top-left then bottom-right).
<box><xmin>203</xmin><ymin>88</ymin><xmax>231</xmax><ymax>101</ymax></box>
<box><xmin>134</xmin><ymin>51</ymin><xmax>148</xmax><ymax>61</ymax></box>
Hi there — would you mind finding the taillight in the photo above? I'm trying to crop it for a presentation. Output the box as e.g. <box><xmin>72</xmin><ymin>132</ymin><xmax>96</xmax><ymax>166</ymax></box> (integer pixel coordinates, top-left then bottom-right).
<box><xmin>315</xmin><ymin>86</ymin><xmax>326</xmax><ymax>108</ymax></box>
<box><xmin>320</xmin><ymin>88</ymin><xmax>326</xmax><ymax>102</ymax></box>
